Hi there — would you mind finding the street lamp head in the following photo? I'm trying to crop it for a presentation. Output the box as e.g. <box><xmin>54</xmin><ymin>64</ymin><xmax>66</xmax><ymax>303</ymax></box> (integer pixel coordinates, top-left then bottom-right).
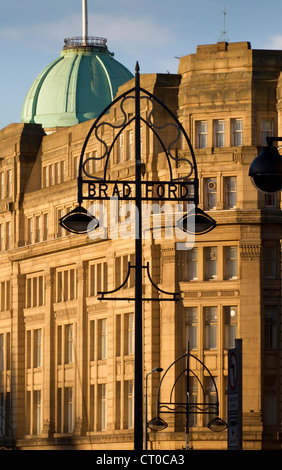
<box><xmin>207</xmin><ymin>416</ymin><xmax>228</xmax><ymax>432</ymax></box>
<box><xmin>178</xmin><ymin>206</ymin><xmax>216</xmax><ymax>235</ymax></box>
<box><xmin>59</xmin><ymin>205</ymin><xmax>99</xmax><ymax>234</ymax></box>
<box><xmin>147</xmin><ymin>416</ymin><xmax>168</xmax><ymax>432</ymax></box>
<box><xmin>249</xmin><ymin>144</ymin><xmax>282</xmax><ymax>193</ymax></box>
<box><xmin>152</xmin><ymin>367</ymin><xmax>163</xmax><ymax>373</ymax></box>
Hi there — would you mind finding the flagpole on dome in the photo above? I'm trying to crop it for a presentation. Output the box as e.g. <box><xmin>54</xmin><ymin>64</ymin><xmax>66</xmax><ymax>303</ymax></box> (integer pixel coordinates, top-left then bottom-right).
<box><xmin>82</xmin><ymin>0</ymin><xmax>89</xmax><ymax>46</ymax></box>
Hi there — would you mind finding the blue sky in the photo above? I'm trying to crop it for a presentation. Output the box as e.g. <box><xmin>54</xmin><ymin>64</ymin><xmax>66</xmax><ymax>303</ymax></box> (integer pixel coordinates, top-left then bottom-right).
<box><xmin>1</xmin><ymin>0</ymin><xmax>282</xmax><ymax>130</ymax></box>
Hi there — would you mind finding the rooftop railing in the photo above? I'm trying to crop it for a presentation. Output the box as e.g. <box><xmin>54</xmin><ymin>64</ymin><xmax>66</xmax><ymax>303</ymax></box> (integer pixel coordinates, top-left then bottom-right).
<box><xmin>64</xmin><ymin>36</ymin><xmax>108</xmax><ymax>49</ymax></box>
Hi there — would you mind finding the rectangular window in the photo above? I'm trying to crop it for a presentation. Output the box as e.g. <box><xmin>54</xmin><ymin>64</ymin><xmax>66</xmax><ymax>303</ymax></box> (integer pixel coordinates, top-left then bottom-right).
<box><xmin>99</xmin><ymin>319</ymin><xmax>107</xmax><ymax>360</ymax></box>
<box><xmin>196</xmin><ymin>121</ymin><xmax>207</xmax><ymax>148</ymax></box>
<box><xmin>231</xmin><ymin>119</ymin><xmax>243</xmax><ymax>146</ymax></box>
<box><xmin>204</xmin><ymin>178</ymin><xmax>217</xmax><ymax>210</ymax></box>
<box><xmin>263</xmin><ymin>245</ymin><xmax>277</xmax><ymax>279</ymax></box>
<box><xmin>88</xmin><ymin>261</ymin><xmax>108</xmax><ymax>297</ymax></box>
<box><xmin>125</xmin><ymin>313</ymin><xmax>134</xmax><ymax>355</ymax></box>
<box><xmin>0</xmin><ymin>280</ymin><xmax>10</xmax><ymax>311</ymax></box>
<box><xmin>224</xmin><ymin>246</ymin><xmax>238</xmax><ymax>280</ymax></box>
<box><xmin>204</xmin><ymin>247</ymin><xmax>218</xmax><ymax>280</ymax></box>
<box><xmin>127</xmin><ymin>380</ymin><xmax>134</xmax><ymax>429</ymax></box>
<box><xmin>27</xmin><ymin>217</ymin><xmax>33</xmax><ymax>245</ymax></box>
<box><xmin>65</xmin><ymin>324</ymin><xmax>74</xmax><ymax>364</ymax></box>
<box><xmin>224</xmin><ymin>176</ymin><xmax>237</xmax><ymax>209</ymax></box>
<box><xmin>185</xmin><ymin>307</ymin><xmax>198</xmax><ymax>349</ymax></box>
<box><xmin>34</xmin><ymin>329</ymin><xmax>42</xmax><ymax>368</ymax></box>
<box><xmin>66</xmin><ymin>387</ymin><xmax>73</xmax><ymax>433</ymax></box>
<box><xmin>204</xmin><ymin>376</ymin><xmax>217</xmax><ymax>424</ymax></box>
<box><xmin>0</xmin><ymin>173</ymin><xmax>4</xmax><ymax>199</ymax></box>
<box><xmin>6</xmin><ymin>221</ymin><xmax>11</xmax><ymax>249</ymax></box>
<box><xmin>26</xmin><ymin>275</ymin><xmax>44</xmax><ymax>308</ymax></box>
<box><xmin>0</xmin><ymin>224</ymin><xmax>4</xmax><ymax>251</ymax></box>
<box><xmin>204</xmin><ymin>307</ymin><xmax>217</xmax><ymax>349</ymax></box>
<box><xmin>127</xmin><ymin>130</ymin><xmax>133</xmax><ymax>160</ymax></box>
<box><xmin>224</xmin><ymin>306</ymin><xmax>238</xmax><ymax>348</ymax></box>
<box><xmin>56</xmin><ymin>267</ymin><xmax>76</xmax><ymax>302</ymax></box>
<box><xmin>265</xmin><ymin>306</ymin><xmax>277</xmax><ymax>349</ymax></box>
<box><xmin>261</xmin><ymin>119</ymin><xmax>274</xmax><ymax>145</ymax></box>
<box><xmin>184</xmin><ymin>247</ymin><xmax>198</xmax><ymax>280</ymax></box>
<box><xmin>7</xmin><ymin>170</ymin><xmax>12</xmax><ymax>197</ymax></box>
<box><xmin>115</xmin><ymin>254</ymin><xmax>135</xmax><ymax>289</ymax></box>
<box><xmin>35</xmin><ymin>216</ymin><xmax>41</xmax><ymax>243</ymax></box>
<box><xmin>264</xmin><ymin>376</ymin><xmax>277</xmax><ymax>425</ymax></box>
<box><xmin>117</xmin><ymin>133</ymin><xmax>124</xmax><ymax>162</ymax></box>
<box><xmin>35</xmin><ymin>390</ymin><xmax>42</xmax><ymax>435</ymax></box>
<box><xmin>214</xmin><ymin>120</ymin><xmax>225</xmax><ymax>147</ymax></box>
<box><xmin>100</xmin><ymin>384</ymin><xmax>107</xmax><ymax>431</ymax></box>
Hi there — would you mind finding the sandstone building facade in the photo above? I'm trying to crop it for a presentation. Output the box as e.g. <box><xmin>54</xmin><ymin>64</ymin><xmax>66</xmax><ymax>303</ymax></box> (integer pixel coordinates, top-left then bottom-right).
<box><xmin>0</xmin><ymin>41</ymin><xmax>281</xmax><ymax>450</ymax></box>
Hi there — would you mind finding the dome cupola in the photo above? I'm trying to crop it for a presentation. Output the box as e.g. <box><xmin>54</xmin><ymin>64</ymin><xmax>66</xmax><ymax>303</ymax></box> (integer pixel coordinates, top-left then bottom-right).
<box><xmin>21</xmin><ymin>1</ymin><xmax>133</xmax><ymax>129</ymax></box>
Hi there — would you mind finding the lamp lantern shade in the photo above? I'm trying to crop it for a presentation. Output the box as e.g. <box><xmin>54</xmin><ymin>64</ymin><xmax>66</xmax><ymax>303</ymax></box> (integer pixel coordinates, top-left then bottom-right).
<box><xmin>249</xmin><ymin>145</ymin><xmax>282</xmax><ymax>193</ymax></box>
<box><xmin>178</xmin><ymin>206</ymin><xmax>216</xmax><ymax>235</ymax></box>
<box><xmin>59</xmin><ymin>205</ymin><xmax>99</xmax><ymax>234</ymax></box>
<box><xmin>147</xmin><ymin>416</ymin><xmax>168</xmax><ymax>432</ymax></box>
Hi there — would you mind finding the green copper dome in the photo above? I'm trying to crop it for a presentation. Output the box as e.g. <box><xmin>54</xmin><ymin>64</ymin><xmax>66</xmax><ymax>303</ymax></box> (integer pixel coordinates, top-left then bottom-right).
<box><xmin>21</xmin><ymin>37</ymin><xmax>133</xmax><ymax>128</ymax></box>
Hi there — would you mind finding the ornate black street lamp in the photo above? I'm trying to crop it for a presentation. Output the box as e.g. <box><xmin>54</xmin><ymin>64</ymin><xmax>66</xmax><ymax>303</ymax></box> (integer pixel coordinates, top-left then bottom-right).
<box><xmin>147</xmin><ymin>344</ymin><xmax>227</xmax><ymax>450</ymax></box>
<box><xmin>59</xmin><ymin>63</ymin><xmax>216</xmax><ymax>451</ymax></box>
<box><xmin>249</xmin><ymin>136</ymin><xmax>282</xmax><ymax>193</ymax></box>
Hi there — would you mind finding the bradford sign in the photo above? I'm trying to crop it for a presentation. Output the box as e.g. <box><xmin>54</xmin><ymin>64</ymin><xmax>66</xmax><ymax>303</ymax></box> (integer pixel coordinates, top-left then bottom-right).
<box><xmin>82</xmin><ymin>179</ymin><xmax>194</xmax><ymax>202</ymax></box>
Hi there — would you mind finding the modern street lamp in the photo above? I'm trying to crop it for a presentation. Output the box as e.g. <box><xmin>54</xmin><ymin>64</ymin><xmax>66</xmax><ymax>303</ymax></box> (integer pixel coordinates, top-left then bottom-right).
<box><xmin>59</xmin><ymin>63</ymin><xmax>216</xmax><ymax>451</ymax></box>
<box><xmin>249</xmin><ymin>136</ymin><xmax>282</xmax><ymax>193</ymax></box>
<box><xmin>145</xmin><ymin>367</ymin><xmax>163</xmax><ymax>450</ymax></box>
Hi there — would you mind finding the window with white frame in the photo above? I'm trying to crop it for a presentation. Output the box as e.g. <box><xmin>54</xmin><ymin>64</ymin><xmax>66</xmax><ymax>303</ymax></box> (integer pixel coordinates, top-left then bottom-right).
<box><xmin>224</xmin><ymin>246</ymin><xmax>238</xmax><ymax>280</ymax></box>
<box><xmin>224</xmin><ymin>176</ymin><xmax>237</xmax><ymax>209</ymax></box>
<box><xmin>204</xmin><ymin>178</ymin><xmax>217</xmax><ymax>210</ymax></box>
<box><xmin>224</xmin><ymin>306</ymin><xmax>238</xmax><ymax>349</ymax></box>
<box><xmin>261</xmin><ymin>119</ymin><xmax>274</xmax><ymax>145</ymax></box>
<box><xmin>204</xmin><ymin>246</ymin><xmax>218</xmax><ymax>280</ymax></box>
<box><xmin>231</xmin><ymin>119</ymin><xmax>243</xmax><ymax>146</ymax></box>
<box><xmin>204</xmin><ymin>307</ymin><xmax>217</xmax><ymax>349</ymax></box>
<box><xmin>196</xmin><ymin>121</ymin><xmax>207</xmax><ymax>148</ymax></box>
<box><xmin>185</xmin><ymin>307</ymin><xmax>198</xmax><ymax>350</ymax></box>
<box><xmin>214</xmin><ymin>120</ymin><xmax>225</xmax><ymax>147</ymax></box>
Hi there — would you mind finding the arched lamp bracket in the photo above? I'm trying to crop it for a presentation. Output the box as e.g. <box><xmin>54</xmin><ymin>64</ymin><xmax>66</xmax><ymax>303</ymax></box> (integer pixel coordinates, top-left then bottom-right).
<box><xmin>98</xmin><ymin>261</ymin><xmax>179</xmax><ymax>302</ymax></box>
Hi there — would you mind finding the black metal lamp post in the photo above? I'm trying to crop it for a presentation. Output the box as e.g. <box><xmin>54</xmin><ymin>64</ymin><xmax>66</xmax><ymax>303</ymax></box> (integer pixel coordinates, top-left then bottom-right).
<box><xmin>59</xmin><ymin>63</ymin><xmax>216</xmax><ymax>451</ymax></box>
<box><xmin>249</xmin><ymin>136</ymin><xmax>282</xmax><ymax>193</ymax></box>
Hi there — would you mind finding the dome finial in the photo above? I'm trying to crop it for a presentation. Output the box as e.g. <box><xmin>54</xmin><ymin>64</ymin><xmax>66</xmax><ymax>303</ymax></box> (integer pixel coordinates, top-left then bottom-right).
<box><xmin>82</xmin><ymin>0</ymin><xmax>88</xmax><ymax>45</ymax></box>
